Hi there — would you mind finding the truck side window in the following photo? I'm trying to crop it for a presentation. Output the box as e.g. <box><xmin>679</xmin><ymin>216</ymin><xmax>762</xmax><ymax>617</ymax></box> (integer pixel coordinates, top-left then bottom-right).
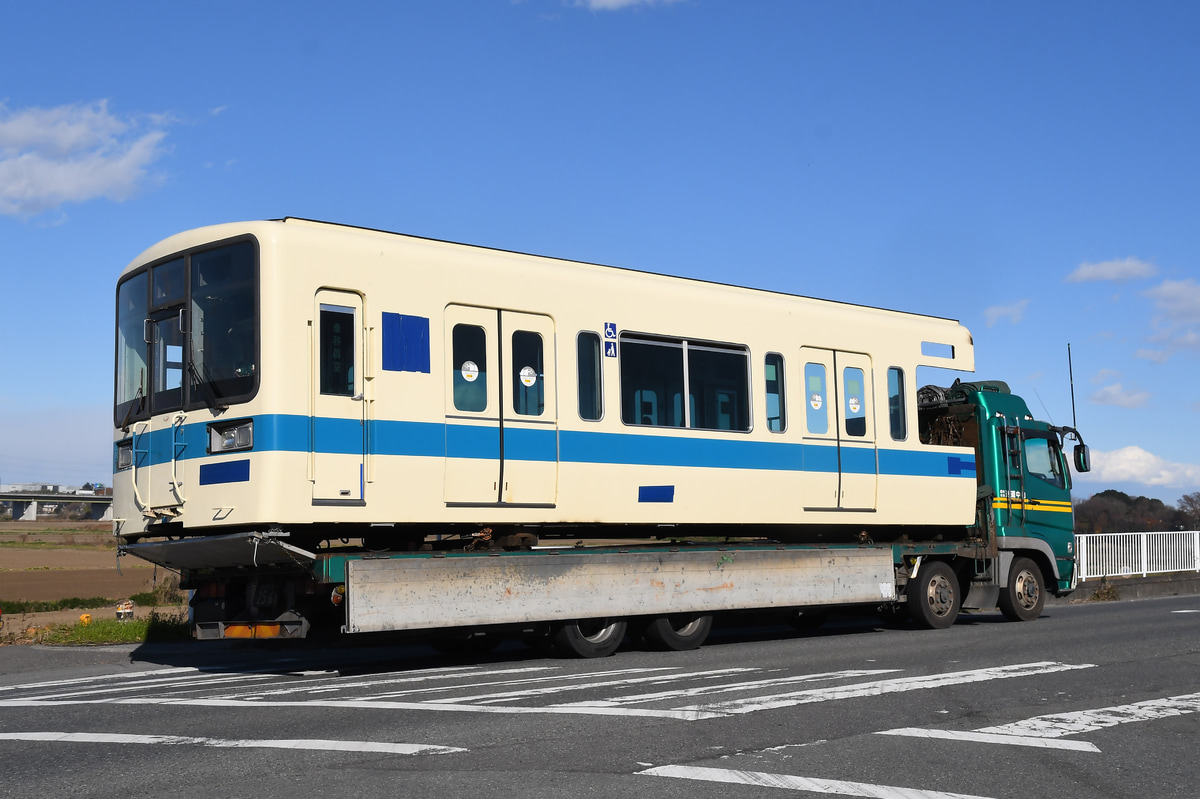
<box><xmin>804</xmin><ymin>363</ymin><xmax>828</xmax><ymax>434</ymax></box>
<box><xmin>1025</xmin><ymin>437</ymin><xmax>1065</xmax><ymax>489</ymax></box>
<box><xmin>452</xmin><ymin>324</ymin><xmax>487</xmax><ymax>412</ymax></box>
<box><xmin>887</xmin><ymin>367</ymin><xmax>906</xmax><ymax>440</ymax></box>
<box><xmin>765</xmin><ymin>353</ymin><xmax>786</xmax><ymax>432</ymax></box>
<box><xmin>577</xmin><ymin>332</ymin><xmax>602</xmax><ymax>421</ymax></box>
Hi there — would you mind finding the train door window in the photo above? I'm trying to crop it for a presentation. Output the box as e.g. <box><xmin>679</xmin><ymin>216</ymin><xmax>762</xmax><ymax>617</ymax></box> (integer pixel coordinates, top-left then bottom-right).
<box><xmin>452</xmin><ymin>324</ymin><xmax>488</xmax><ymax>412</ymax></box>
<box><xmin>319</xmin><ymin>304</ymin><xmax>356</xmax><ymax>396</ymax></box>
<box><xmin>843</xmin><ymin>367</ymin><xmax>866</xmax><ymax>437</ymax></box>
<box><xmin>577</xmin><ymin>332</ymin><xmax>603</xmax><ymax>421</ymax></box>
<box><xmin>765</xmin><ymin>353</ymin><xmax>786</xmax><ymax>432</ymax></box>
<box><xmin>804</xmin><ymin>363</ymin><xmax>828</xmax><ymax>434</ymax></box>
<box><xmin>150</xmin><ymin>316</ymin><xmax>184</xmax><ymax>411</ymax></box>
<box><xmin>620</xmin><ymin>336</ymin><xmax>684</xmax><ymax>427</ymax></box>
<box><xmin>688</xmin><ymin>344</ymin><xmax>749</xmax><ymax>431</ymax></box>
<box><xmin>511</xmin><ymin>330</ymin><xmax>544</xmax><ymax>416</ymax></box>
<box><xmin>1025</xmin><ymin>436</ymin><xmax>1065</xmax><ymax>489</ymax></box>
<box><xmin>887</xmin><ymin>367</ymin><xmax>907</xmax><ymax>440</ymax></box>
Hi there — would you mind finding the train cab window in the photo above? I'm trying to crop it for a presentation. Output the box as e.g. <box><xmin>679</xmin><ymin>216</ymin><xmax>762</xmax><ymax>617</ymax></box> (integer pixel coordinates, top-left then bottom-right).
<box><xmin>512</xmin><ymin>330</ymin><xmax>544</xmax><ymax>416</ymax></box>
<box><xmin>843</xmin><ymin>367</ymin><xmax>866</xmax><ymax>437</ymax></box>
<box><xmin>452</xmin><ymin>324</ymin><xmax>488</xmax><ymax>412</ymax></box>
<box><xmin>115</xmin><ymin>271</ymin><xmax>149</xmax><ymax>424</ymax></box>
<box><xmin>620</xmin><ymin>337</ymin><xmax>684</xmax><ymax>427</ymax></box>
<box><xmin>887</xmin><ymin>367</ymin><xmax>907</xmax><ymax>440</ymax></box>
<box><xmin>688</xmin><ymin>344</ymin><xmax>749</xmax><ymax>431</ymax></box>
<box><xmin>151</xmin><ymin>258</ymin><xmax>185</xmax><ymax>308</ymax></box>
<box><xmin>804</xmin><ymin>363</ymin><xmax>829</xmax><ymax>434</ymax></box>
<box><xmin>1025</xmin><ymin>436</ymin><xmax>1066</xmax><ymax>490</ymax></box>
<box><xmin>577</xmin><ymin>332</ymin><xmax>603</xmax><ymax>421</ymax></box>
<box><xmin>319</xmin><ymin>304</ymin><xmax>356</xmax><ymax>396</ymax></box>
<box><xmin>765</xmin><ymin>353</ymin><xmax>786</xmax><ymax>433</ymax></box>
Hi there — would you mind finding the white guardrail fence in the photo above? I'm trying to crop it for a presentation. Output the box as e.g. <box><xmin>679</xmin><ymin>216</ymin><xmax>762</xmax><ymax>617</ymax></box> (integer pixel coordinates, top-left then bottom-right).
<box><xmin>1075</xmin><ymin>531</ymin><xmax>1200</xmax><ymax>582</ymax></box>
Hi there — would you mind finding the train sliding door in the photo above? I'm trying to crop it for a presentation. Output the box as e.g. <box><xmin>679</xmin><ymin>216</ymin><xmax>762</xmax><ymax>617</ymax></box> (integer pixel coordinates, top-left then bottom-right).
<box><xmin>443</xmin><ymin>306</ymin><xmax>558</xmax><ymax>506</ymax></box>
<box><xmin>312</xmin><ymin>290</ymin><xmax>366</xmax><ymax>505</ymax></box>
<box><xmin>798</xmin><ymin>347</ymin><xmax>877</xmax><ymax>511</ymax></box>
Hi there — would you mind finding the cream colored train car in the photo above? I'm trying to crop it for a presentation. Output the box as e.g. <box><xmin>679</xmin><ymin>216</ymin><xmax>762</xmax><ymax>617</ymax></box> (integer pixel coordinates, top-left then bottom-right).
<box><xmin>112</xmin><ymin>218</ymin><xmax>977</xmax><ymax>551</ymax></box>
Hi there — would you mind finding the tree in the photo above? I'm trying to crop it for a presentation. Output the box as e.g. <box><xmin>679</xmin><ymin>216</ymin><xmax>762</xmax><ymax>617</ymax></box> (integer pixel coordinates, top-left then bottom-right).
<box><xmin>1179</xmin><ymin>492</ymin><xmax>1200</xmax><ymax>531</ymax></box>
<box><xmin>1073</xmin><ymin>489</ymin><xmax>1185</xmax><ymax>534</ymax></box>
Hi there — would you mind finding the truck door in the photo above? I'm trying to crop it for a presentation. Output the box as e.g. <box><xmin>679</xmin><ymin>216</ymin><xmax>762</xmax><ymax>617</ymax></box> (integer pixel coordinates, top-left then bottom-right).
<box><xmin>797</xmin><ymin>348</ymin><xmax>877</xmax><ymax>511</ymax></box>
<box><xmin>312</xmin><ymin>290</ymin><xmax>366</xmax><ymax>504</ymax></box>
<box><xmin>1019</xmin><ymin>431</ymin><xmax>1074</xmax><ymax>541</ymax></box>
<box><xmin>443</xmin><ymin>305</ymin><xmax>558</xmax><ymax>506</ymax></box>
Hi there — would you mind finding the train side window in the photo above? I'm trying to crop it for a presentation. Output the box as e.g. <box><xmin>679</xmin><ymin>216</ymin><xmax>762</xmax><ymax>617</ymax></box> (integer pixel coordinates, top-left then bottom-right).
<box><xmin>452</xmin><ymin>324</ymin><xmax>487</xmax><ymax>412</ymax></box>
<box><xmin>688</xmin><ymin>344</ymin><xmax>749</xmax><ymax>431</ymax></box>
<box><xmin>843</xmin><ymin>367</ymin><xmax>866</xmax><ymax>437</ymax></box>
<box><xmin>765</xmin><ymin>353</ymin><xmax>786</xmax><ymax>433</ymax></box>
<box><xmin>577</xmin><ymin>332</ymin><xmax>603</xmax><ymax>421</ymax></box>
<box><xmin>887</xmin><ymin>367</ymin><xmax>907</xmax><ymax>440</ymax></box>
<box><xmin>319</xmin><ymin>305</ymin><xmax>356</xmax><ymax>396</ymax></box>
<box><xmin>512</xmin><ymin>330</ymin><xmax>544</xmax><ymax>416</ymax></box>
<box><xmin>804</xmin><ymin>363</ymin><xmax>828</xmax><ymax>434</ymax></box>
<box><xmin>620</xmin><ymin>337</ymin><xmax>684</xmax><ymax>427</ymax></box>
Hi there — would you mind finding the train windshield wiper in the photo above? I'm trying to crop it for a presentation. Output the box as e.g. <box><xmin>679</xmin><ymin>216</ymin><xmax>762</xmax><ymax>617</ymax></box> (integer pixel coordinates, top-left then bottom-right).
<box><xmin>188</xmin><ymin>360</ymin><xmax>229</xmax><ymax>412</ymax></box>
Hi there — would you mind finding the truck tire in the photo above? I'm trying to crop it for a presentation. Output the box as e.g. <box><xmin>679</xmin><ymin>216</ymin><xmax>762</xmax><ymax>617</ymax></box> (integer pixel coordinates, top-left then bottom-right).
<box><xmin>642</xmin><ymin>614</ymin><xmax>713</xmax><ymax>651</ymax></box>
<box><xmin>907</xmin><ymin>560</ymin><xmax>960</xmax><ymax>629</ymax></box>
<box><xmin>552</xmin><ymin>618</ymin><xmax>627</xmax><ymax>658</ymax></box>
<box><xmin>998</xmin><ymin>557</ymin><xmax>1045</xmax><ymax>622</ymax></box>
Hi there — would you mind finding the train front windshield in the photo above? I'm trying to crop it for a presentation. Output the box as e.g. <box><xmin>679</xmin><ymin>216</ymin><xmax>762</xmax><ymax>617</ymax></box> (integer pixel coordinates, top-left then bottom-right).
<box><xmin>115</xmin><ymin>239</ymin><xmax>258</xmax><ymax>425</ymax></box>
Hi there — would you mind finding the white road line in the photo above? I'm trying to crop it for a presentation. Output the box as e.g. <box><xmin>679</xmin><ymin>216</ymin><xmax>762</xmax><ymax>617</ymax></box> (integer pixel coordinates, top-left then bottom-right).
<box><xmin>426</xmin><ymin>667</ymin><xmax>757</xmax><ymax>705</ymax></box>
<box><xmin>372</xmin><ymin>666</ymin><xmax>683</xmax><ymax>702</ymax></box>
<box><xmin>876</xmin><ymin>728</ymin><xmax>1100</xmax><ymax>752</ymax></box>
<box><xmin>639</xmin><ymin>764</ymin><xmax>996</xmax><ymax>799</ymax></box>
<box><xmin>554</xmin><ymin>669</ymin><xmax>900</xmax><ymax>708</ymax></box>
<box><xmin>211</xmin><ymin>665</ymin><xmax>555</xmax><ymax>701</ymax></box>
<box><xmin>0</xmin><ymin>667</ymin><xmax>199</xmax><ymax>693</ymax></box>
<box><xmin>676</xmin><ymin>662</ymin><xmax>1094</xmax><ymax>716</ymax></box>
<box><xmin>0</xmin><ymin>732</ymin><xmax>464</xmax><ymax>755</ymax></box>
<box><xmin>976</xmin><ymin>692</ymin><xmax>1200</xmax><ymax>738</ymax></box>
<box><xmin>1171</xmin><ymin>609</ymin><xmax>1200</xmax><ymax>614</ymax></box>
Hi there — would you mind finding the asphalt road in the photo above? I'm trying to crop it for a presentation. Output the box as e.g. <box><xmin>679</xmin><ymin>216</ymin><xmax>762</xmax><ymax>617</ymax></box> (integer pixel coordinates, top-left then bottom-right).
<box><xmin>1</xmin><ymin>597</ymin><xmax>1197</xmax><ymax>799</ymax></box>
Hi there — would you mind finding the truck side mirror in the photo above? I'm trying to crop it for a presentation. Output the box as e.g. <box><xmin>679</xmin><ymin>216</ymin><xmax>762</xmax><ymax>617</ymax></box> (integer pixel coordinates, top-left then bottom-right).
<box><xmin>1074</xmin><ymin>444</ymin><xmax>1091</xmax><ymax>473</ymax></box>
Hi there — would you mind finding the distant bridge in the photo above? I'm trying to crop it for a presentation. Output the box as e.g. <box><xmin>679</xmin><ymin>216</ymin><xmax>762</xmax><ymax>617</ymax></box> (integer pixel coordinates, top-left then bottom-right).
<box><xmin>0</xmin><ymin>492</ymin><xmax>113</xmax><ymax>522</ymax></box>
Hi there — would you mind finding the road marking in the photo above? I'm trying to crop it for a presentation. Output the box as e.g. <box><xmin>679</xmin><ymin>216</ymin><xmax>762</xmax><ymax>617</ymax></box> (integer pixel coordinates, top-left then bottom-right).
<box><xmin>639</xmin><ymin>764</ymin><xmax>995</xmax><ymax>799</ymax></box>
<box><xmin>675</xmin><ymin>662</ymin><xmax>1094</xmax><ymax>716</ymax></box>
<box><xmin>0</xmin><ymin>731</ymin><xmax>465</xmax><ymax>755</ymax></box>
<box><xmin>426</xmin><ymin>667</ymin><xmax>756</xmax><ymax>705</ymax></box>
<box><xmin>1171</xmin><ymin>610</ymin><xmax>1200</xmax><ymax>614</ymax></box>
<box><xmin>877</xmin><ymin>728</ymin><xmax>1100</xmax><ymax>752</ymax></box>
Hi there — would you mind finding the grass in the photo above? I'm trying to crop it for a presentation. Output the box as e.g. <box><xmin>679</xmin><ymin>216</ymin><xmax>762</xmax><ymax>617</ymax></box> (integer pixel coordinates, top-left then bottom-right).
<box><xmin>35</xmin><ymin>611</ymin><xmax>192</xmax><ymax>645</ymax></box>
<box><xmin>0</xmin><ymin>597</ymin><xmax>119</xmax><ymax>614</ymax></box>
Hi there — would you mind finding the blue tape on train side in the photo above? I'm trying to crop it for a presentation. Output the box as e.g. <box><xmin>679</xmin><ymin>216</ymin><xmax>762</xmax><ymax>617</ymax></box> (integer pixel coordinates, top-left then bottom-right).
<box><xmin>198</xmin><ymin>459</ymin><xmax>250</xmax><ymax>485</ymax></box>
<box><xmin>638</xmin><ymin>485</ymin><xmax>674</xmax><ymax>503</ymax></box>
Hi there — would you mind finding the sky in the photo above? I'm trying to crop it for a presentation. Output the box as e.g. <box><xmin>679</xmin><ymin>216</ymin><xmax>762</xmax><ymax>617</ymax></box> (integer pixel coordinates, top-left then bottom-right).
<box><xmin>0</xmin><ymin>0</ymin><xmax>1197</xmax><ymax>504</ymax></box>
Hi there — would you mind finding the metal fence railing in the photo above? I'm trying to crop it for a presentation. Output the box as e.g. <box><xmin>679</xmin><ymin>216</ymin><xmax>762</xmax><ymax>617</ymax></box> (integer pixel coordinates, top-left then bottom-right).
<box><xmin>1076</xmin><ymin>531</ymin><xmax>1200</xmax><ymax>581</ymax></box>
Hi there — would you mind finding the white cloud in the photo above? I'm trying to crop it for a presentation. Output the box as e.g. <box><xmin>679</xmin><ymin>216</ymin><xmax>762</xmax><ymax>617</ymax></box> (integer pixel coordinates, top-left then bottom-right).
<box><xmin>573</xmin><ymin>0</ymin><xmax>684</xmax><ymax>9</ymax></box>
<box><xmin>1066</xmin><ymin>257</ymin><xmax>1158</xmax><ymax>283</ymax></box>
<box><xmin>1080</xmin><ymin>445</ymin><xmax>1200</xmax><ymax>488</ymax></box>
<box><xmin>1141</xmin><ymin>278</ymin><xmax>1200</xmax><ymax>359</ymax></box>
<box><xmin>0</xmin><ymin>100</ymin><xmax>170</xmax><ymax>216</ymax></box>
<box><xmin>1135</xmin><ymin>348</ymin><xmax>1169</xmax><ymax>364</ymax></box>
<box><xmin>1091</xmin><ymin>368</ymin><xmax>1120</xmax><ymax>384</ymax></box>
<box><xmin>984</xmin><ymin>299</ymin><xmax>1029</xmax><ymax>327</ymax></box>
<box><xmin>1090</xmin><ymin>383</ymin><xmax>1150</xmax><ymax>408</ymax></box>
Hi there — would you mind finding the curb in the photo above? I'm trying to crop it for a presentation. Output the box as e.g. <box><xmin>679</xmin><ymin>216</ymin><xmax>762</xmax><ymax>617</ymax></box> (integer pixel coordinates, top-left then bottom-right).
<box><xmin>1049</xmin><ymin>572</ymin><xmax>1200</xmax><ymax>605</ymax></box>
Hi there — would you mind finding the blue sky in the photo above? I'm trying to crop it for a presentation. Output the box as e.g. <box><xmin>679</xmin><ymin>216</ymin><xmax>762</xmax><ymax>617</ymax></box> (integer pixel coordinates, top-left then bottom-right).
<box><xmin>1</xmin><ymin>1</ymin><xmax>1197</xmax><ymax>504</ymax></box>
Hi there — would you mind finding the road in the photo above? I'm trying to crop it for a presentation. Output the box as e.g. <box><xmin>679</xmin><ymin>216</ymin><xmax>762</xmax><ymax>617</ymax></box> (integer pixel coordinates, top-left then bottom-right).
<box><xmin>1</xmin><ymin>596</ymin><xmax>1197</xmax><ymax>799</ymax></box>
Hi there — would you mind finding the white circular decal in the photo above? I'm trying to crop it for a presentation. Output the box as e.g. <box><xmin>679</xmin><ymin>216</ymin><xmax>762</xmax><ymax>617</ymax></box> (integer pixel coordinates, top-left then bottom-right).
<box><xmin>460</xmin><ymin>361</ymin><xmax>479</xmax><ymax>382</ymax></box>
<box><xmin>519</xmin><ymin>365</ymin><xmax>538</xmax><ymax>387</ymax></box>
<box><xmin>810</xmin><ymin>393</ymin><xmax>823</xmax><ymax>410</ymax></box>
<box><xmin>849</xmin><ymin>397</ymin><xmax>861</xmax><ymax>414</ymax></box>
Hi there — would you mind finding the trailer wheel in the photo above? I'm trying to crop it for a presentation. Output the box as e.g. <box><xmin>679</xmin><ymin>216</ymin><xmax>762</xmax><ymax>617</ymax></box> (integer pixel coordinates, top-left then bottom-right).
<box><xmin>551</xmin><ymin>618</ymin><xmax>627</xmax><ymax>658</ymax></box>
<box><xmin>907</xmin><ymin>560</ymin><xmax>960</xmax><ymax>629</ymax></box>
<box><xmin>998</xmin><ymin>557</ymin><xmax>1045</xmax><ymax>622</ymax></box>
<box><xmin>642</xmin><ymin>614</ymin><xmax>713</xmax><ymax>651</ymax></box>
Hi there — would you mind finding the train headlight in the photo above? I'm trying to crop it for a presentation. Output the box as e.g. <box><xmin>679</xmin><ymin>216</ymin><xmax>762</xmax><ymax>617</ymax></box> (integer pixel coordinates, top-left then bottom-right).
<box><xmin>116</xmin><ymin>440</ymin><xmax>133</xmax><ymax>471</ymax></box>
<box><xmin>208</xmin><ymin>419</ymin><xmax>253</xmax><ymax>453</ymax></box>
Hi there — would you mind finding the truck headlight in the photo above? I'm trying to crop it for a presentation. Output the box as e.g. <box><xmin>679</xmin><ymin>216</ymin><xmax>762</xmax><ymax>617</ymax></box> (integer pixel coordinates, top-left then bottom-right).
<box><xmin>208</xmin><ymin>419</ymin><xmax>253</xmax><ymax>453</ymax></box>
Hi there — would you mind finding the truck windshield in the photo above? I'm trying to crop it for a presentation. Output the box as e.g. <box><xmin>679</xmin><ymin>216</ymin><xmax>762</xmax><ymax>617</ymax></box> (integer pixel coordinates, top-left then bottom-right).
<box><xmin>114</xmin><ymin>239</ymin><xmax>257</xmax><ymax>425</ymax></box>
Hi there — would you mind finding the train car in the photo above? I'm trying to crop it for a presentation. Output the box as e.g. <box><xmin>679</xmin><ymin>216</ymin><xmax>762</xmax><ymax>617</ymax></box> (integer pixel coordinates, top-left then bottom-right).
<box><xmin>111</xmin><ymin>219</ymin><xmax>1086</xmax><ymax>651</ymax></box>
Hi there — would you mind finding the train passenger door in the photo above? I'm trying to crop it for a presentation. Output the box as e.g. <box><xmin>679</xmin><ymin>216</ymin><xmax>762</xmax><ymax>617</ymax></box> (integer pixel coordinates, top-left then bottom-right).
<box><xmin>312</xmin><ymin>290</ymin><xmax>366</xmax><ymax>504</ymax></box>
<box><xmin>798</xmin><ymin>348</ymin><xmax>877</xmax><ymax>511</ymax></box>
<box><xmin>443</xmin><ymin>306</ymin><xmax>558</xmax><ymax>506</ymax></box>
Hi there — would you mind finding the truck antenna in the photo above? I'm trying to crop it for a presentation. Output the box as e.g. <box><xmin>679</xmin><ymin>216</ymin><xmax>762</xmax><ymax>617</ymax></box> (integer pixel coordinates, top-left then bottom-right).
<box><xmin>1068</xmin><ymin>343</ymin><xmax>1078</xmax><ymax>429</ymax></box>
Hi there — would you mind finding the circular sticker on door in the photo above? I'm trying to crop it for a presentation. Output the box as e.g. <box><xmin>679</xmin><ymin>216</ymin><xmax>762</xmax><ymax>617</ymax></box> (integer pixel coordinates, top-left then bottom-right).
<box><xmin>460</xmin><ymin>361</ymin><xmax>479</xmax><ymax>382</ymax></box>
<box><xmin>519</xmin><ymin>365</ymin><xmax>538</xmax><ymax>387</ymax></box>
<box><xmin>848</xmin><ymin>396</ymin><xmax>861</xmax><ymax>414</ymax></box>
<box><xmin>810</xmin><ymin>393</ymin><xmax>823</xmax><ymax>410</ymax></box>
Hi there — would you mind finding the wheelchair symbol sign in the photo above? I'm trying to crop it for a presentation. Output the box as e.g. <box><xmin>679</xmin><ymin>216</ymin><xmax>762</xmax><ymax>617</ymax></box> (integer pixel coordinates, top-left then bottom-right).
<box><xmin>604</xmin><ymin>322</ymin><xmax>617</xmax><ymax>339</ymax></box>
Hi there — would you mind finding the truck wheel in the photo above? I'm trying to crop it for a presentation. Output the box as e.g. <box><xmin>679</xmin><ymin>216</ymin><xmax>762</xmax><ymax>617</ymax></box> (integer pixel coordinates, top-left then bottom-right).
<box><xmin>642</xmin><ymin>614</ymin><xmax>713</xmax><ymax>651</ymax></box>
<box><xmin>551</xmin><ymin>618</ymin><xmax>627</xmax><ymax>658</ymax></box>
<box><xmin>907</xmin><ymin>560</ymin><xmax>960</xmax><ymax>629</ymax></box>
<box><xmin>998</xmin><ymin>557</ymin><xmax>1045</xmax><ymax>622</ymax></box>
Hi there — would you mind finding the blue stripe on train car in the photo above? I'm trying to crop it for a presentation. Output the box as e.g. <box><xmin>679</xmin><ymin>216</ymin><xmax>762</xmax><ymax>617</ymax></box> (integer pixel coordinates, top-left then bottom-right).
<box><xmin>198</xmin><ymin>459</ymin><xmax>250</xmax><ymax>485</ymax></box>
<box><xmin>446</xmin><ymin>423</ymin><xmax>500</xmax><ymax>460</ymax></box>
<box><xmin>503</xmin><ymin>426</ymin><xmax>557</xmax><ymax>462</ymax></box>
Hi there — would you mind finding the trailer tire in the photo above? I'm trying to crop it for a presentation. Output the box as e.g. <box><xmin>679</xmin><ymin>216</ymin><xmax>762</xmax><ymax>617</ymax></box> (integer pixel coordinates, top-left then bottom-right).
<box><xmin>998</xmin><ymin>557</ymin><xmax>1045</xmax><ymax>622</ymax></box>
<box><xmin>642</xmin><ymin>614</ymin><xmax>713</xmax><ymax>651</ymax></box>
<box><xmin>907</xmin><ymin>560</ymin><xmax>960</xmax><ymax>629</ymax></box>
<box><xmin>552</xmin><ymin>618</ymin><xmax>627</xmax><ymax>658</ymax></box>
